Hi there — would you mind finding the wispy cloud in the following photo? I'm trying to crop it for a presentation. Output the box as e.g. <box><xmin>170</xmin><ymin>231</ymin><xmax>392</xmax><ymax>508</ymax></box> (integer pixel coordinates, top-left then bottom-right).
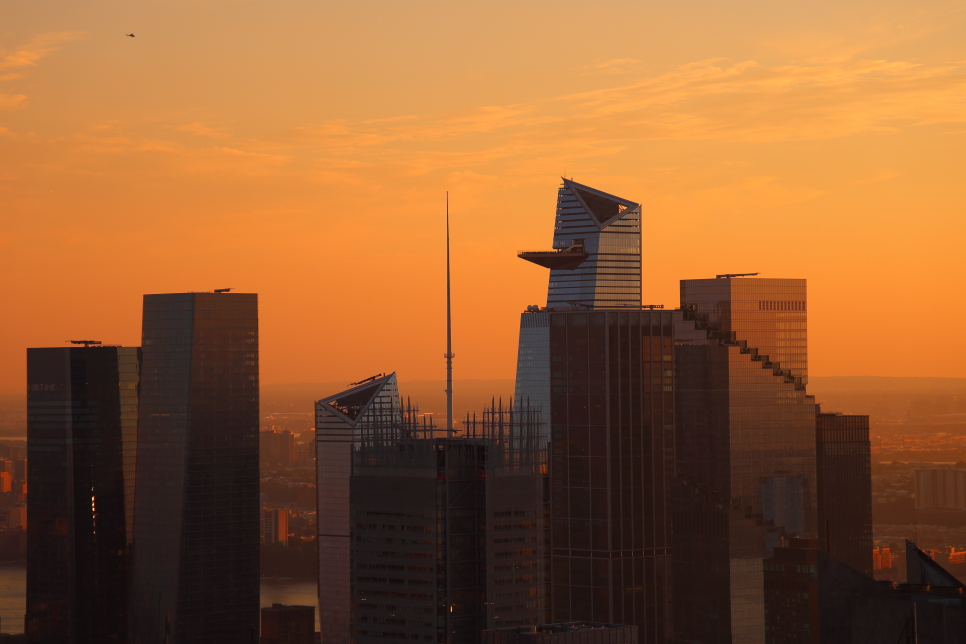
<box><xmin>581</xmin><ymin>59</ymin><xmax>642</xmax><ymax>76</ymax></box>
<box><xmin>177</xmin><ymin>122</ymin><xmax>231</xmax><ymax>138</ymax></box>
<box><xmin>0</xmin><ymin>32</ymin><xmax>85</xmax><ymax>110</ymax></box>
<box><xmin>0</xmin><ymin>32</ymin><xmax>86</xmax><ymax>72</ymax></box>
<box><xmin>852</xmin><ymin>169</ymin><xmax>902</xmax><ymax>185</ymax></box>
<box><xmin>244</xmin><ymin>54</ymin><xmax>966</xmax><ymax>181</ymax></box>
<box><xmin>0</xmin><ymin>94</ymin><xmax>27</xmax><ymax>110</ymax></box>
<box><xmin>11</xmin><ymin>53</ymin><xmax>966</xmax><ymax>187</ymax></box>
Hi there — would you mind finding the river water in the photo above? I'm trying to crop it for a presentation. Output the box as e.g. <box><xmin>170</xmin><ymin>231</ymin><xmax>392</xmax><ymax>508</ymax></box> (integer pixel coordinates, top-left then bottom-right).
<box><xmin>0</xmin><ymin>564</ymin><xmax>318</xmax><ymax>634</ymax></box>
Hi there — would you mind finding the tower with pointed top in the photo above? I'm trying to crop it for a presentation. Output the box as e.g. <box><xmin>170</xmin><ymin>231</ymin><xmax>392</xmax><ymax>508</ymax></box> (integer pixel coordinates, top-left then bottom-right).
<box><xmin>512</xmin><ymin>181</ymin><xmax>674</xmax><ymax>642</ymax></box>
<box><xmin>518</xmin><ymin>179</ymin><xmax>642</xmax><ymax>310</ymax></box>
<box><xmin>316</xmin><ymin>373</ymin><xmax>402</xmax><ymax>644</ymax></box>
<box><xmin>514</xmin><ymin>179</ymin><xmax>644</xmax><ymax>442</ymax></box>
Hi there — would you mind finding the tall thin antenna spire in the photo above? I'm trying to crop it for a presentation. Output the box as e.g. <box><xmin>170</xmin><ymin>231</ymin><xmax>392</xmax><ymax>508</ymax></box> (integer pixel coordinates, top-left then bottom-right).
<box><xmin>444</xmin><ymin>192</ymin><xmax>455</xmax><ymax>438</ymax></box>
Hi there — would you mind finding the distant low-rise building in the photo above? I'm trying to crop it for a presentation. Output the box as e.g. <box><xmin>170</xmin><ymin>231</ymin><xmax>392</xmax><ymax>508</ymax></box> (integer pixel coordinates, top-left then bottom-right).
<box><xmin>915</xmin><ymin>469</ymin><xmax>966</xmax><ymax>512</ymax></box>
<box><xmin>261</xmin><ymin>428</ymin><xmax>297</xmax><ymax>466</ymax></box>
<box><xmin>873</xmin><ymin>547</ymin><xmax>896</xmax><ymax>571</ymax></box>
<box><xmin>261</xmin><ymin>603</ymin><xmax>315</xmax><ymax>644</ymax></box>
<box><xmin>6</xmin><ymin>504</ymin><xmax>26</xmax><ymax>530</ymax></box>
<box><xmin>482</xmin><ymin>622</ymin><xmax>638</xmax><ymax>644</ymax></box>
<box><xmin>262</xmin><ymin>507</ymin><xmax>290</xmax><ymax>545</ymax></box>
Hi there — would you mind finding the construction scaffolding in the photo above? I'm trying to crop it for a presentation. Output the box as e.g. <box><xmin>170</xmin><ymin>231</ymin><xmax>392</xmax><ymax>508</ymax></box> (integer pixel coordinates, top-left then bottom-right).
<box><xmin>348</xmin><ymin>397</ymin><xmax>550</xmax><ymax>644</ymax></box>
<box><xmin>353</xmin><ymin>397</ymin><xmax>544</xmax><ymax>477</ymax></box>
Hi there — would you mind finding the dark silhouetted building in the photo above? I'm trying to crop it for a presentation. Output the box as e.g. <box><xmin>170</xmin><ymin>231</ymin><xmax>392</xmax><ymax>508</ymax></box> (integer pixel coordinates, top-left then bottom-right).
<box><xmin>316</xmin><ymin>375</ymin><xmax>548</xmax><ymax>644</ymax></box>
<box><xmin>261</xmin><ymin>429</ymin><xmax>297</xmax><ymax>466</ymax></box>
<box><xmin>765</xmin><ymin>538</ymin><xmax>966</xmax><ymax>643</ymax></box>
<box><xmin>545</xmin><ymin>308</ymin><xmax>674</xmax><ymax>640</ymax></box>
<box><xmin>482</xmin><ymin>622</ymin><xmax>638</xmax><ymax>644</ymax></box>
<box><xmin>673</xmin><ymin>277</ymin><xmax>817</xmax><ymax>644</ymax></box>
<box><xmin>816</xmin><ymin>412</ymin><xmax>873</xmax><ymax>575</ymax></box>
<box><xmin>131</xmin><ymin>292</ymin><xmax>260</xmax><ymax>643</ymax></box>
<box><xmin>260</xmin><ymin>604</ymin><xmax>314</xmax><ymax>644</ymax></box>
<box><xmin>25</xmin><ymin>345</ymin><xmax>140</xmax><ymax>644</ymax></box>
<box><xmin>763</xmin><ymin>539</ymin><xmax>820</xmax><ymax>644</ymax></box>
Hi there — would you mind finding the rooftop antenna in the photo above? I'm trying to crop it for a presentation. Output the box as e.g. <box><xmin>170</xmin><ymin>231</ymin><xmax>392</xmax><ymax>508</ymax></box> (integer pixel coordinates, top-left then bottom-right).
<box><xmin>444</xmin><ymin>192</ymin><xmax>455</xmax><ymax>438</ymax></box>
<box><xmin>68</xmin><ymin>340</ymin><xmax>102</xmax><ymax>347</ymax></box>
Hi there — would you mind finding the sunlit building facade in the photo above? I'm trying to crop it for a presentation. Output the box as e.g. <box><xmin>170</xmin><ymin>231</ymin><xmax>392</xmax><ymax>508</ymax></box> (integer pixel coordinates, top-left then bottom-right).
<box><xmin>515</xmin><ymin>179</ymin><xmax>643</xmax><ymax>441</ymax></box>
<box><xmin>316</xmin><ymin>373</ymin><xmax>403</xmax><ymax>644</ymax></box>
<box><xmin>131</xmin><ymin>292</ymin><xmax>260</xmax><ymax>644</ymax></box>
<box><xmin>513</xmin><ymin>181</ymin><xmax>672</xmax><ymax>642</ymax></box>
<box><xmin>672</xmin><ymin>277</ymin><xmax>817</xmax><ymax>644</ymax></box>
<box><xmin>26</xmin><ymin>345</ymin><xmax>139</xmax><ymax>644</ymax></box>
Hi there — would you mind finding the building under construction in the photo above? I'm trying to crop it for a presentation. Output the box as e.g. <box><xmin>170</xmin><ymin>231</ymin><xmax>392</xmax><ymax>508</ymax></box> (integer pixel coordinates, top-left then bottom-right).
<box><xmin>316</xmin><ymin>373</ymin><xmax>550</xmax><ymax>644</ymax></box>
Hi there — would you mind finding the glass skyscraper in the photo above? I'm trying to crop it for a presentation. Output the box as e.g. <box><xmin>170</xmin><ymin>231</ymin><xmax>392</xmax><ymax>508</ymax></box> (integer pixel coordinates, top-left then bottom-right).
<box><xmin>316</xmin><ymin>373</ymin><xmax>402</xmax><ymax>644</ymax></box>
<box><xmin>515</xmin><ymin>179</ymin><xmax>643</xmax><ymax>441</ymax></box>
<box><xmin>513</xmin><ymin>181</ymin><xmax>672</xmax><ymax>642</ymax></box>
<box><xmin>816</xmin><ymin>412</ymin><xmax>872</xmax><ymax>576</ymax></box>
<box><xmin>546</xmin><ymin>309</ymin><xmax>674</xmax><ymax>642</ymax></box>
<box><xmin>26</xmin><ymin>345</ymin><xmax>140</xmax><ymax>644</ymax></box>
<box><xmin>131</xmin><ymin>292</ymin><xmax>260</xmax><ymax>644</ymax></box>
<box><xmin>673</xmin><ymin>277</ymin><xmax>817</xmax><ymax>644</ymax></box>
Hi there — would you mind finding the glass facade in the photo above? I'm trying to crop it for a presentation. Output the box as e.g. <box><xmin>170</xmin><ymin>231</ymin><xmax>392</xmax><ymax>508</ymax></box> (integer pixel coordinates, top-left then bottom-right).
<box><xmin>515</xmin><ymin>180</ymin><xmax>643</xmax><ymax>447</ymax></box>
<box><xmin>316</xmin><ymin>374</ymin><xmax>402</xmax><ymax>644</ymax></box>
<box><xmin>26</xmin><ymin>345</ymin><xmax>140</xmax><ymax>644</ymax></box>
<box><xmin>131</xmin><ymin>292</ymin><xmax>259</xmax><ymax>644</ymax></box>
<box><xmin>815</xmin><ymin>413</ymin><xmax>872</xmax><ymax>576</ymax></box>
<box><xmin>547</xmin><ymin>310</ymin><xmax>673</xmax><ymax>643</ymax></box>
<box><xmin>762</xmin><ymin>544</ymin><xmax>819</xmax><ymax>644</ymax></box>
<box><xmin>513</xmin><ymin>312</ymin><xmax>550</xmax><ymax>443</ymax></box>
<box><xmin>672</xmin><ymin>277</ymin><xmax>817</xmax><ymax>644</ymax></box>
<box><xmin>537</xmin><ymin>179</ymin><xmax>642</xmax><ymax>309</ymax></box>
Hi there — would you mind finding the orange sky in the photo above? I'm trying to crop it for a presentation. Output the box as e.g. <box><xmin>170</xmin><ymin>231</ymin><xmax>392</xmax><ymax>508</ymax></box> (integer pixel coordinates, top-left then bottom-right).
<box><xmin>2</xmin><ymin>0</ymin><xmax>966</xmax><ymax>394</ymax></box>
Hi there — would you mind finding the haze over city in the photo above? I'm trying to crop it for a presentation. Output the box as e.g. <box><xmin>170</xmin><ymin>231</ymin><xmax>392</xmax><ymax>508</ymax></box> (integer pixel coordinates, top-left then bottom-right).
<box><xmin>4</xmin><ymin>2</ymin><xmax>966</xmax><ymax>644</ymax></box>
<box><xmin>3</xmin><ymin>0</ymin><xmax>966</xmax><ymax>394</ymax></box>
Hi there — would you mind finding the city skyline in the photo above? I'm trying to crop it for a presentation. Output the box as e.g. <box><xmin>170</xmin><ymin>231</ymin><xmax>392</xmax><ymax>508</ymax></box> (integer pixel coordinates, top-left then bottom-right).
<box><xmin>3</xmin><ymin>179</ymin><xmax>960</xmax><ymax>642</ymax></box>
<box><xmin>4</xmin><ymin>0</ymin><xmax>966</xmax><ymax>394</ymax></box>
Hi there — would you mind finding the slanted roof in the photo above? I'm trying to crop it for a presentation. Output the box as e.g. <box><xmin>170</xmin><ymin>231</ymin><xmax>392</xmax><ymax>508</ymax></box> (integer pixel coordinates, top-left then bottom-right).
<box><xmin>906</xmin><ymin>539</ymin><xmax>965</xmax><ymax>588</ymax></box>
<box><xmin>563</xmin><ymin>178</ymin><xmax>639</xmax><ymax>229</ymax></box>
<box><xmin>317</xmin><ymin>373</ymin><xmax>395</xmax><ymax>424</ymax></box>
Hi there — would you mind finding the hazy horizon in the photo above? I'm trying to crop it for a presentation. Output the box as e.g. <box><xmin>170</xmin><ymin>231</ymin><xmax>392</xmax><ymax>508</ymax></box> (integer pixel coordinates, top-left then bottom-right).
<box><xmin>4</xmin><ymin>0</ymin><xmax>966</xmax><ymax>393</ymax></box>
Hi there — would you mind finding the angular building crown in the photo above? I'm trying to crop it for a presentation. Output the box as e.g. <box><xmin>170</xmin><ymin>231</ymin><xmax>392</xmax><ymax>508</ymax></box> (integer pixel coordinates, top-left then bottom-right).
<box><xmin>317</xmin><ymin>373</ymin><xmax>399</xmax><ymax>427</ymax></box>
<box><xmin>565</xmin><ymin>179</ymin><xmax>640</xmax><ymax>230</ymax></box>
<box><xmin>518</xmin><ymin>178</ymin><xmax>642</xmax><ymax>309</ymax></box>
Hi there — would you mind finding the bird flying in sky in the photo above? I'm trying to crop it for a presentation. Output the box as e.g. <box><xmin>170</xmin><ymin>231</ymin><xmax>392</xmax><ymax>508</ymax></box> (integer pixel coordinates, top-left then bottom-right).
<box><xmin>126</xmin><ymin>33</ymin><xmax>135</xmax><ymax>37</ymax></box>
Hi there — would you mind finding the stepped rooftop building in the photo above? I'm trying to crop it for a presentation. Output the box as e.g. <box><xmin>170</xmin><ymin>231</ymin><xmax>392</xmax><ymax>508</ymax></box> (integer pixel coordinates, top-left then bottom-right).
<box><xmin>672</xmin><ymin>277</ymin><xmax>818</xmax><ymax>644</ymax></box>
<box><xmin>513</xmin><ymin>179</ymin><xmax>822</xmax><ymax>643</ymax></box>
